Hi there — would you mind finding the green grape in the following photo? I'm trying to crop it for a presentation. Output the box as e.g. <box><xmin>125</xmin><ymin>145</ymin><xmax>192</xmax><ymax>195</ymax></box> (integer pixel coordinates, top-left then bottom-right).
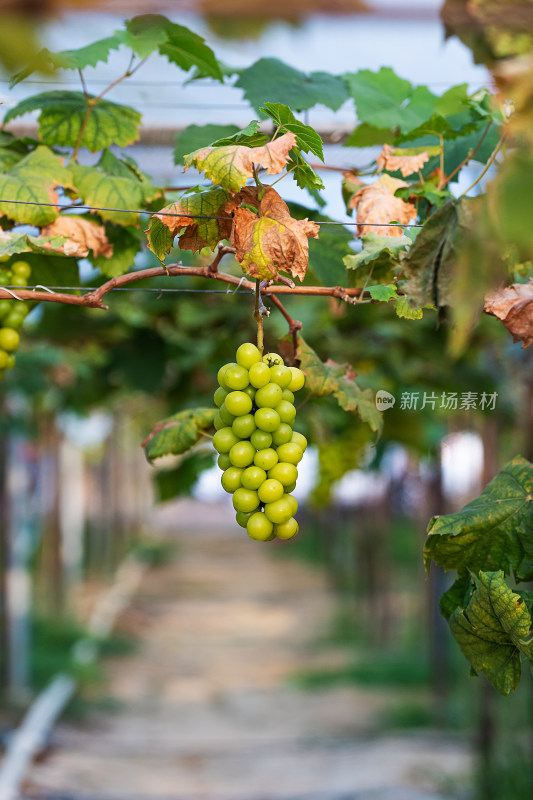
<box><xmin>224</xmin><ymin>365</ymin><xmax>249</xmax><ymax>391</ymax></box>
<box><xmin>272</xmin><ymin>423</ymin><xmax>293</xmax><ymax>446</ymax></box>
<box><xmin>13</xmin><ymin>304</ymin><xmax>29</xmax><ymax>319</ymax></box>
<box><xmin>225</xmin><ymin>390</ymin><xmax>252</xmax><ymax>417</ymax></box>
<box><xmin>249</xmin><ymin>361</ymin><xmax>271</xmax><ymax>388</ymax></box>
<box><xmin>275</xmin><ymin>400</ymin><xmax>296</xmax><ymax>425</ymax></box>
<box><xmin>11</xmin><ymin>275</ymin><xmax>27</xmax><ymax>287</ymax></box>
<box><xmin>274</xmin><ymin>517</ymin><xmax>299</xmax><ymax>540</ymax></box>
<box><xmin>262</xmin><ymin>352</ymin><xmax>283</xmax><ymax>366</ymax></box>
<box><xmin>276</xmin><ymin>442</ymin><xmax>303</xmax><ymax>465</ymax></box>
<box><xmin>214</xmin><ymin>386</ymin><xmax>228</xmax><ymax>407</ymax></box>
<box><xmin>268</xmin><ymin>462</ymin><xmax>297</xmax><ymax>487</ymax></box>
<box><xmin>258</xmin><ymin>478</ymin><xmax>284</xmax><ymax>504</ymax></box>
<box><xmin>241</xmin><ymin>465</ymin><xmax>266</xmax><ymax>490</ymax></box>
<box><xmin>213</xmin><ymin>411</ymin><xmax>226</xmax><ymax>430</ymax></box>
<box><xmin>281</xmin><ymin>389</ymin><xmax>294</xmax><ymax>403</ymax></box>
<box><xmin>247</xmin><ymin>512</ymin><xmax>274</xmax><ymax>542</ymax></box>
<box><xmin>250</xmin><ymin>429</ymin><xmax>272</xmax><ymax>450</ymax></box>
<box><xmin>11</xmin><ymin>260</ymin><xmax>31</xmax><ymax>278</ymax></box>
<box><xmin>236</xmin><ymin>342</ymin><xmax>261</xmax><ymax>369</ymax></box>
<box><xmin>287</xmin><ymin>494</ymin><xmax>298</xmax><ymax>515</ymax></box>
<box><xmin>217</xmin><ymin>362</ymin><xmax>237</xmax><ymax>390</ymax></box>
<box><xmin>0</xmin><ymin>350</ymin><xmax>9</xmax><ymax>369</ymax></box>
<box><xmin>254</xmin><ymin>407</ymin><xmax>280</xmax><ymax>432</ymax></box>
<box><xmin>288</xmin><ymin>366</ymin><xmax>305</xmax><ymax>392</ymax></box>
<box><xmin>291</xmin><ymin>432</ymin><xmax>308</xmax><ymax>451</ymax></box>
<box><xmin>5</xmin><ymin>354</ymin><xmax>15</xmax><ymax>371</ymax></box>
<box><xmin>219</xmin><ymin>403</ymin><xmax>236</xmax><ymax>426</ymax></box>
<box><xmin>0</xmin><ymin>300</ymin><xmax>12</xmax><ymax>317</ymax></box>
<box><xmin>269</xmin><ymin>365</ymin><xmax>292</xmax><ymax>388</ymax></box>
<box><xmin>264</xmin><ymin>496</ymin><xmax>293</xmax><ymax>524</ymax></box>
<box><xmin>242</xmin><ymin>385</ymin><xmax>256</xmax><ymax>401</ymax></box>
<box><xmin>255</xmin><ymin>382</ymin><xmax>282</xmax><ymax>408</ymax></box>
<box><xmin>254</xmin><ymin>447</ymin><xmax>278</xmax><ymax>471</ymax></box>
<box><xmin>217</xmin><ymin>453</ymin><xmax>231</xmax><ymax>471</ymax></box>
<box><xmin>232</xmin><ymin>413</ymin><xmax>256</xmax><ymax>439</ymax></box>
<box><xmin>221</xmin><ymin>466</ymin><xmax>243</xmax><ymax>493</ymax></box>
<box><xmin>233</xmin><ymin>487</ymin><xmax>260</xmax><ymax>513</ymax></box>
<box><xmin>3</xmin><ymin>313</ymin><xmax>24</xmax><ymax>331</ymax></box>
<box><xmin>213</xmin><ymin>427</ymin><xmax>240</xmax><ymax>454</ymax></box>
<box><xmin>236</xmin><ymin>509</ymin><xmax>256</xmax><ymax>529</ymax></box>
<box><xmin>0</xmin><ymin>328</ymin><xmax>19</xmax><ymax>352</ymax></box>
<box><xmin>229</xmin><ymin>440</ymin><xmax>255</xmax><ymax>468</ymax></box>
<box><xmin>284</xmin><ymin>481</ymin><xmax>297</xmax><ymax>493</ymax></box>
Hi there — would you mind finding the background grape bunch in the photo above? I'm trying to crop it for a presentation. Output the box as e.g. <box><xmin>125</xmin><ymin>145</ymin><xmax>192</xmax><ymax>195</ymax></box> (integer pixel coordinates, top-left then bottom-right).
<box><xmin>0</xmin><ymin>258</ymin><xmax>31</xmax><ymax>379</ymax></box>
<box><xmin>213</xmin><ymin>343</ymin><xmax>307</xmax><ymax>542</ymax></box>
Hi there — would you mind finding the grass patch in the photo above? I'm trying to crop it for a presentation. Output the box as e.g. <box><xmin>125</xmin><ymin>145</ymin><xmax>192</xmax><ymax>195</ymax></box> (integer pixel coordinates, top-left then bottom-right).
<box><xmin>293</xmin><ymin>649</ymin><xmax>431</xmax><ymax>689</ymax></box>
<box><xmin>378</xmin><ymin>699</ymin><xmax>434</xmax><ymax>729</ymax></box>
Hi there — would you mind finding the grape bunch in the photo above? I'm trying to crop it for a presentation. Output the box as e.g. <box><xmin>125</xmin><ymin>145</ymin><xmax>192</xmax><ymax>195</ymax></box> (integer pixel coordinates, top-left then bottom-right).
<box><xmin>213</xmin><ymin>342</ymin><xmax>307</xmax><ymax>542</ymax></box>
<box><xmin>0</xmin><ymin>259</ymin><xmax>31</xmax><ymax>379</ymax></box>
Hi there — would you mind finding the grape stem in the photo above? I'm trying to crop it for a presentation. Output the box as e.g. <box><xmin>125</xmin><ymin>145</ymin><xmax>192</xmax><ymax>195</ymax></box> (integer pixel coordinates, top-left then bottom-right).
<box><xmin>254</xmin><ymin>279</ymin><xmax>265</xmax><ymax>355</ymax></box>
<box><xmin>269</xmin><ymin>295</ymin><xmax>302</xmax><ymax>365</ymax></box>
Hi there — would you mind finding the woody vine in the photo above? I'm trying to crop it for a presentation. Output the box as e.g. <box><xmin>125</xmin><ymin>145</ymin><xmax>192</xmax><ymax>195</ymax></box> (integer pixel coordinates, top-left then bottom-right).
<box><xmin>0</xmin><ymin>13</ymin><xmax>531</xmax><ymax>695</ymax></box>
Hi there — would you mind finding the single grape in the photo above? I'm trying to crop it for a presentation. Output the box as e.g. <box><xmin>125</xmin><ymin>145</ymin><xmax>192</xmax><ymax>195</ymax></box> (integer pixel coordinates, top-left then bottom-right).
<box><xmin>248</xmin><ymin>361</ymin><xmax>271</xmax><ymax>388</ymax></box>
<box><xmin>224</xmin><ymin>365</ymin><xmax>249</xmax><ymax>391</ymax></box>
<box><xmin>262</xmin><ymin>352</ymin><xmax>283</xmax><ymax>366</ymax></box>
<box><xmin>221</xmin><ymin>467</ymin><xmax>243</xmax><ymax>493</ymax></box>
<box><xmin>254</xmin><ymin>407</ymin><xmax>280</xmax><ymax>432</ymax></box>
<box><xmin>0</xmin><ymin>328</ymin><xmax>19</xmax><ymax>353</ymax></box>
<box><xmin>281</xmin><ymin>389</ymin><xmax>294</xmax><ymax>403</ymax></box>
<box><xmin>275</xmin><ymin>400</ymin><xmax>296</xmax><ymax>425</ymax></box>
<box><xmin>217</xmin><ymin>453</ymin><xmax>231</xmax><ymax>471</ymax></box>
<box><xmin>0</xmin><ymin>300</ymin><xmax>12</xmax><ymax>317</ymax></box>
<box><xmin>14</xmin><ymin>304</ymin><xmax>29</xmax><ymax>319</ymax></box>
<box><xmin>219</xmin><ymin>403</ymin><xmax>236</xmax><ymax>426</ymax></box>
<box><xmin>255</xmin><ymin>382</ymin><xmax>283</xmax><ymax>409</ymax></box>
<box><xmin>288</xmin><ymin>366</ymin><xmax>306</xmax><ymax>392</ymax></box>
<box><xmin>0</xmin><ymin>350</ymin><xmax>9</xmax><ymax>369</ymax></box>
<box><xmin>250</xmin><ymin>429</ymin><xmax>272</xmax><ymax>450</ymax></box>
<box><xmin>268</xmin><ymin>462</ymin><xmax>297</xmax><ymax>487</ymax></box>
<box><xmin>10</xmin><ymin>275</ymin><xmax>27</xmax><ymax>288</ymax></box>
<box><xmin>242</xmin><ymin>385</ymin><xmax>256</xmax><ymax>401</ymax></box>
<box><xmin>269</xmin><ymin>365</ymin><xmax>292</xmax><ymax>388</ymax></box>
<box><xmin>276</xmin><ymin>442</ymin><xmax>303</xmax><ymax>465</ymax></box>
<box><xmin>264</xmin><ymin>496</ymin><xmax>293</xmax><ymax>524</ymax></box>
<box><xmin>214</xmin><ymin>386</ymin><xmax>228</xmax><ymax>407</ymax></box>
<box><xmin>225</xmin><ymin>391</ymin><xmax>253</xmax><ymax>417</ymax></box>
<box><xmin>4</xmin><ymin>313</ymin><xmax>24</xmax><ymax>331</ymax></box>
<box><xmin>241</xmin><ymin>465</ymin><xmax>267</xmax><ymax>490</ymax></box>
<box><xmin>11</xmin><ymin>260</ymin><xmax>31</xmax><ymax>279</ymax></box>
<box><xmin>232</xmin><ymin>413</ymin><xmax>256</xmax><ymax>439</ymax></box>
<box><xmin>253</xmin><ymin>447</ymin><xmax>278</xmax><ymax>471</ymax></box>
<box><xmin>233</xmin><ymin>487</ymin><xmax>260</xmax><ymax>513</ymax></box>
<box><xmin>236</xmin><ymin>509</ymin><xmax>256</xmax><ymax>529</ymax></box>
<box><xmin>236</xmin><ymin>342</ymin><xmax>261</xmax><ymax>369</ymax></box>
<box><xmin>213</xmin><ymin>411</ymin><xmax>226</xmax><ymax>430</ymax></box>
<box><xmin>284</xmin><ymin>481</ymin><xmax>297</xmax><ymax>493</ymax></box>
<box><xmin>5</xmin><ymin>354</ymin><xmax>15</xmax><ymax>371</ymax></box>
<box><xmin>258</xmin><ymin>478</ymin><xmax>284</xmax><ymax>504</ymax></box>
<box><xmin>274</xmin><ymin>517</ymin><xmax>299</xmax><ymax>540</ymax></box>
<box><xmin>287</xmin><ymin>494</ymin><xmax>298</xmax><ymax>516</ymax></box>
<box><xmin>247</xmin><ymin>512</ymin><xmax>274</xmax><ymax>542</ymax></box>
<box><xmin>213</xmin><ymin>427</ymin><xmax>240</xmax><ymax>454</ymax></box>
<box><xmin>229</xmin><ymin>440</ymin><xmax>256</xmax><ymax>468</ymax></box>
<box><xmin>271</xmin><ymin>423</ymin><xmax>293</xmax><ymax>446</ymax></box>
<box><xmin>291</xmin><ymin>432</ymin><xmax>308</xmax><ymax>451</ymax></box>
<box><xmin>217</xmin><ymin>362</ymin><xmax>237</xmax><ymax>390</ymax></box>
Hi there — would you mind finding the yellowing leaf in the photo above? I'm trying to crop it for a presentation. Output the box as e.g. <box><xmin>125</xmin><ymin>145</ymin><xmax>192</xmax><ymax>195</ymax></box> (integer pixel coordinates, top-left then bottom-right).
<box><xmin>184</xmin><ymin>131</ymin><xmax>297</xmax><ymax>193</ymax></box>
<box><xmin>42</xmin><ymin>215</ymin><xmax>113</xmax><ymax>258</ymax></box>
<box><xmin>232</xmin><ymin>186</ymin><xmax>319</xmax><ymax>281</ymax></box>
<box><xmin>142</xmin><ymin>407</ymin><xmax>216</xmax><ymax>462</ymax></box>
<box><xmin>376</xmin><ymin>144</ymin><xmax>430</xmax><ymax>177</ymax></box>
<box><xmin>349</xmin><ymin>174</ymin><xmax>416</xmax><ymax>237</ymax></box>
<box><xmin>484</xmin><ymin>281</ymin><xmax>533</xmax><ymax>349</ymax></box>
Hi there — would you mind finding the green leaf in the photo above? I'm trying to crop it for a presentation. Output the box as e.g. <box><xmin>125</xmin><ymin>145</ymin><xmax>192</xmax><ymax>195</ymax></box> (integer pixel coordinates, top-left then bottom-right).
<box><xmin>288</xmin><ymin>203</ymin><xmax>352</xmax><ymax>286</ymax></box>
<box><xmin>4</xmin><ymin>91</ymin><xmax>142</xmax><ymax>152</ymax></box>
<box><xmin>344</xmin><ymin>233</ymin><xmax>410</xmax><ymax>280</ymax></box>
<box><xmin>286</xmin><ymin>149</ymin><xmax>325</xmax><ymax>195</ymax></box>
<box><xmin>344</xmin><ymin>123</ymin><xmax>395</xmax><ymax>148</ymax></box>
<box><xmin>260</xmin><ymin>102</ymin><xmax>324</xmax><ymax>161</ymax></box>
<box><xmin>424</xmin><ymin>456</ymin><xmax>533</xmax><ymax>581</ymax></box>
<box><xmin>0</xmin><ymin>146</ymin><xmax>74</xmax><ymax>226</ymax></box>
<box><xmin>91</xmin><ymin>225</ymin><xmax>142</xmax><ymax>278</ymax></box>
<box><xmin>124</xmin><ymin>15</ymin><xmax>222</xmax><ymax>80</ymax></box>
<box><xmin>297</xmin><ymin>335</ymin><xmax>382</xmax><ymax>433</ymax></box>
<box><xmin>154</xmin><ymin>452</ymin><xmax>215</xmax><ymax>502</ymax></box>
<box><xmin>344</xmin><ymin>68</ymin><xmax>437</xmax><ymax>133</ymax></box>
<box><xmin>440</xmin><ymin>574</ymin><xmax>474</xmax><ymax>621</ymax></box>
<box><xmin>394</xmin><ymin>295</ymin><xmax>424</xmax><ymax>319</ymax></box>
<box><xmin>210</xmin><ymin>120</ymin><xmax>266</xmax><ymax>148</ymax></box>
<box><xmin>237</xmin><ymin>58</ymin><xmax>348</xmax><ymax>113</ymax></box>
<box><xmin>367</xmin><ymin>284</ymin><xmax>399</xmax><ymax>301</ymax></box>
<box><xmin>0</xmin><ymin>230</ymin><xmax>68</xmax><ymax>258</ymax></box>
<box><xmin>142</xmin><ymin>407</ymin><xmax>216</xmax><ymax>461</ymax></box>
<box><xmin>449</xmin><ymin>571</ymin><xmax>533</xmax><ymax>695</ymax></box>
<box><xmin>173</xmin><ymin>121</ymin><xmax>265</xmax><ymax>166</ymax></box>
<box><xmin>21</xmin><ymin>253</ymin><xmax>80</xmax><ymax>288</ymax></box>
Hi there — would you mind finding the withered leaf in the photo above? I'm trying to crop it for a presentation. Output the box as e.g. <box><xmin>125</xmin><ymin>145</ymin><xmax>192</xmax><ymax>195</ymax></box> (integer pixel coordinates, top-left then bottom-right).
<box><xmin>349</xmin><ymin>174</ymin><xmax>416</xmax><ymax>237</ymax></box>
<box><xmin>184</xmin><ymin>131</ymin><xmax>297</xmax><ymax>193</ymax></box>
<box><xmin>376</xmin><ymin>144</ymin><xmax>430</xmax><ymax>177</ymax></box>
<box><xmin>232</xmin><ymin>186</ymin><xmax>319</xmax><ymax>281</ymax></box>
<box><xmin>42</xmin><ymin>215</ymin><xmax>113</xmax><ymax>258</ymax></box>
<box><xmin>484</xmin><ymin>282</ymin><xmax>533</xmax><ymax>348</ymax></box>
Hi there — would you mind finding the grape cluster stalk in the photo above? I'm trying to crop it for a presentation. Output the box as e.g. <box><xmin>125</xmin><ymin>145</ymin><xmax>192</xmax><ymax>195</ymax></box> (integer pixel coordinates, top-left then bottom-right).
<box><xmin>213</xmin><ymin>342</ymin><xmax>307</xmax><ymax>542</ymax></box>
<box><xmin>0</xmin><ymin>259</ymin><xmax>32</xmax><ymax>378</ymax></box>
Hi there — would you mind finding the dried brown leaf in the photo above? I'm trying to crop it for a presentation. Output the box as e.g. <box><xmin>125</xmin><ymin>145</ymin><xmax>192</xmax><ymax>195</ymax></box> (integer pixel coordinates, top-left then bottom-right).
<box><xmin>376</xmin><ymin>144</ymin><xmax>430</xmax><ymax>177</ymax></box>
<box><xmin>484</xmin><ymin>281</ymin><xmax>533</xmax><ymax>348</ymax></box>
<box><xmin>42</xmin><ymin>215</ymin><xmax>113</xmax><ymax>258</ymax></box>
<box><xmin>349</xmin><ymin>174</ymin><xmax>416</xmax><ymax>237</ymax></box>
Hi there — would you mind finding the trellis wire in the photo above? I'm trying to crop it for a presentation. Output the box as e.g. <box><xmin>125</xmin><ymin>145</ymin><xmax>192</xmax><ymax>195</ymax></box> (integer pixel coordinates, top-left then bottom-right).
<box><xmin>0</xmin><ymin>285</ymin><xmax>252</xmax><ymax>295</ymax></box>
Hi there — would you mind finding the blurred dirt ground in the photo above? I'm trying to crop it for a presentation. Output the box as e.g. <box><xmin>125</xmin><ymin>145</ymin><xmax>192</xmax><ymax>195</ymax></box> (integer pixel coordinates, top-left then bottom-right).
<box><xmin>24</xmin><ymin>501</ymin><xmax>471</xmax><ymax>800</ymax></box>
